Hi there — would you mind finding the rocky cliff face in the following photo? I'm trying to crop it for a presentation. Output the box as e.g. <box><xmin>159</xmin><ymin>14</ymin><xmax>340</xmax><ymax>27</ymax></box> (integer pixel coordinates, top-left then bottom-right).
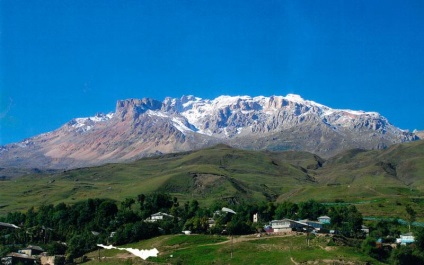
<box><xmin>414</xmin><ymin>130</ymin><xmax>424</xmax><ymax>139</ymax></box>
<box><xmin>0</xmin><ymin>94</ymin><xmax>419</xmax><ymax>169</ymax></box>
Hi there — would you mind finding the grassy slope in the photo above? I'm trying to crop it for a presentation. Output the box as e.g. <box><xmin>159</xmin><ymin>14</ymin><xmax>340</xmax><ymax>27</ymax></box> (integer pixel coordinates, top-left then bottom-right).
<box><xmin>0</xmin><ymin>145</ymin><xmax>317</xmax><ymax>214</ymax></box>
<box><xmin>83</xmin><ymin>234</ymin><xmax>383</xmax><ymax>265</ymax></box>
<box><xmin>1</xmin><ymin>141</ymin><xmax>424</xmax><ymax>219</ymax></box>
<box><xmin>307</xmin><ymin>140</ymin><xmax>424</xmax><ymax>218</ymax></box>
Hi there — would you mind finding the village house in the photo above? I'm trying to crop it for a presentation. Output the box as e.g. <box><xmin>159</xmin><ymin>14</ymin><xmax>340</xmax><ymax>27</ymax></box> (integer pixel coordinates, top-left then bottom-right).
<box><xmin>318</xmin><ymin>216</ymin><xmax>331</xmax><ymax>224</ymax></box>
<box><xmin>20</xmin><ymin>245</ymin><xmax>44</xmax><ymax>256</ymax></box>
<box><xmin>270</xmin><ymin>219</ymin><xmax>312</xmax><ymax>232</ymax></box>
<box><xmin>302</xmin><ymin>220</ymin><xmax>326</xmax><ymax>232</ymax></box>
<box><xmin>208</xmin><ymin>218</ymin><xmax>215</xmax><ymax>228</ymax></box>
<box><xmin>396</xmin><ymin>232</ymin><xmax>415</xmax><ymax>245</ymax></box>
<box><xmin>2</xmin><ymin>252</ymin><xmax>37</xmax><ymax>265</ymax></box>
<box><xmin>376</xmin><ymin>238</ymin><xmax>396</xmax><ymax>251</ymax></box>
<box><xmin>361</xmin><ymin>225</ymin><xmax>370</xmax><ymax>236</ymax></box>
<box><xmin>2</xmin><ymin>244</ymin><xmax>65</xmax><ymax>265</ymax></box>
<box><xmin>145</xmin><ymin>212</ymin><xmax>174</xmax><ymax>222</ymax></box>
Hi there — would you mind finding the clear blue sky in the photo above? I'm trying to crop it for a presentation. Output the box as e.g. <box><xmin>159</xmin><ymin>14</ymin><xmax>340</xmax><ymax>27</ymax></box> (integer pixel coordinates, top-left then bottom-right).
<box><xmin>1</xmin><ymin>0</ymin><xmax>424</xmax><ymax>145</ymax></box>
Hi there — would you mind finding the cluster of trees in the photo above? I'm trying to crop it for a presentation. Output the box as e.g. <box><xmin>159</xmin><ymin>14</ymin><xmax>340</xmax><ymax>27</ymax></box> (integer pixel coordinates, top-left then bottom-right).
<box><xmin>361</xmin><ymin>213</ymin><xmax>424</xmax><ymax>264</ymax></box>
<box><xmin>0</xmin><ymin>194</ymin><xmax>370</xmax><ymax>262</ymax></box>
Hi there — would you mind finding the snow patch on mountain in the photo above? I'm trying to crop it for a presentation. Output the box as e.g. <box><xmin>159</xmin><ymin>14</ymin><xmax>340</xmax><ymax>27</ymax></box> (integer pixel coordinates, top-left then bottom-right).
<box><xmin>146</xmin><ymin>110</ymin><xmax>169</xmax><ymax>118</ymax></box>
<box><xmin>162</xmin><ymin>94</ymin><xmax>395</xmax><ymax>138</ymax></box>
<box><xmin>172</xmin><ymin>117</ymin><xmax>193</xmax><ymax>134</ymax></box>
<box><xmin>68</xmin><ymin>113</ymin><xmax>114</xmax><ymax>132</ymax></box>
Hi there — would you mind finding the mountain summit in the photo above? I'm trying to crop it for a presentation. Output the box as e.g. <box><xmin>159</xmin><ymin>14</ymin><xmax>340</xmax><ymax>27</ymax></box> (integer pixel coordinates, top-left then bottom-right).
<box><xmin>0</xmin><ymin>94</ymin><xmax>418</xmax><ymax>169</ymax></box>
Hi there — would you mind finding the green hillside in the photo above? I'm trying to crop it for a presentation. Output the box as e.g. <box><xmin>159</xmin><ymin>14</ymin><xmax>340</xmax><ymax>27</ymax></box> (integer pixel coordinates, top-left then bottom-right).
<box><xmin>82</xmin><ymin>234</ymin><xmax>382</xmax><ymax>265</ymax></box>
<box><xmin>1</xmin><ymin>141</ymin><xmax>424</xmax><ymax>219</ymax></box>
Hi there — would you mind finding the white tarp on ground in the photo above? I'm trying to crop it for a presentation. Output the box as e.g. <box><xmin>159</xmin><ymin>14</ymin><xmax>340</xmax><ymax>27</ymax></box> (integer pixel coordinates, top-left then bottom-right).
<box><xmin>97</xmin><ymin>244</ymin><xmax>159</xmax><ymax>260</ymax></box>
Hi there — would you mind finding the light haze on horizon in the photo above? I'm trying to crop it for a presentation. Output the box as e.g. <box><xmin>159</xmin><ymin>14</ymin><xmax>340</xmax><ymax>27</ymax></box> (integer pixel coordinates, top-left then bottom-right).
<box><xmin>1</xmin><ymin>0</ymin><xmax>424</xmax><ymax>145</ymax></box>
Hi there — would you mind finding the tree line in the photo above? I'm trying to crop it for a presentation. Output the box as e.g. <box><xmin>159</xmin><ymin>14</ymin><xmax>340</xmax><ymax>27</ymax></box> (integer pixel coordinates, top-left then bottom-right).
<box><xmin>1</xmin><ymin>193</ymin><xmax>421</xmax><ymax>263</ymax></box>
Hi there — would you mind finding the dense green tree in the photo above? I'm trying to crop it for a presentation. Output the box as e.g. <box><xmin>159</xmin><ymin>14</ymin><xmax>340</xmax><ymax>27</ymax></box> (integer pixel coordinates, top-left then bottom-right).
<box><xmin>112</xmin><ymin>222</ymin><xmax>159</xmax><ymax>245</ymax></box>
<box><xmin>25</xmin><ymin>207</ymin><xmax>37</xmax><ymax>228</ymax></box>
<box><xmin>361</xmin><ymin>236</ymin><xmax>378</xmax><ymax>258</ymax></box>
<box><xmin>169</xmin><ymin>204</ymin><xmax>181</xmax><ymax>219</ymax></box>
<box><xmin>36</xmin><ymin>204</ymin><xmax>54</xmax><ymax>228</ymax></box>
<box><xmin>405</xmin><ymin>205</ymin><xmax>416</xmax><ymax>232</ymax></box>
<box><xmin>113</xmin><ymin>209</ymin><xmax>141</xmax><ymax>229</ymax></box>
<box><xmin>72</xmin><ymin>201</ymin><xmax>95</xmax><ymax>229</ymax></box>
<box><xmin>0</xmin><ymin>245</ymin><xmax>17</xmax><ymax>258</ymax></box>
<box><xmin>161</xmin><ymin>216</ymin><xmax>184</xmax><ymax>234</ymax></box>
<box><xmin>209</xmin><ymin>218</ymin><xmax>225</xmax><ymax>235</ymax></box>
<box><xmin>172</xmin><ymin>197</ymin><xmax>179</xmax><ymax>207</ymax></box>
<box><xmin>137</xmin><ymin>193</ymin><xmax>146</xmax><ymax>213</ymax></box>
<box><xmin>369</xmin><ymin>220</ymin><xmax>400</xmax><ymax>240</ymax></box>
<box><xmin>297</xmin><ymin>200</ymin><xmax>326</xmax><ymax>220</ymax></box>
<box><xmin>184</xmin><ymin>216</ymin><xmax>209</xmax><ymax>233</ymax></box>
<box><xmin>389</xmin><ymin>246</ymin><xmax>424</xmax><ymax>265</ymax></box>
<box><xmin>66</xmin><ymin>232</ymin><xmax>96</xmax><ymax>262</ymax></box>
<box><xmin>121</xmin><ymin>198</ymin><xmax>135</xmax><ymax>211</ymax></box>
<box><xmin>52</xmin><ymin>202</ymin><xmax>70</xmax><ymax>237</ymax></box>
<box><xmin>327</xmin><ymin>206</ymin><xmax>346</xmax><ymax>228</ymax></box>
<box><xmin>415</xmin><ymin>227</ymin><xmax>424</xmax><ymax>253</ymax></box>
<box><xmin>346</xmin><ymin>206</ymin><xmax>363</xmax><ymax>237</ymax></box>
<box><xmin>226</xmin><ymin>217</ymin><xmax>254</xmax><ymax>235</ymax></box>
<box><xmin>95</xmin><ymin>200</ymin><xmax>118</xmax><ymax>230</ymax></box>
<box><xmin>257</xmin><ymin>201</ymin><xmax>275</xmax><ymax>222</ymax></box>
<box><xmin>361</xmin><ymin>236</ymin><xmax>390</xmax><ymax>261</ymax></box>
<box><xmin>188</xmin><ymin>200</ymin><xmax>200</xmax><ymax>217</ymax></box>
<box><xmin>209</xmin><ymin>200</ymin><xmax>225</xmax><ymax>212</ymax></box>
<box><xmin>139</xmin><ymin>193</ymin><xmax>174</xmax><ymax>218</ymax></box>
<box><xmin>4</xmin><ymin>211</ymin><xmax>26</xmax><ymax>227</ymax></box>
<box><xmin>274</xmin><ymin>201</ymin><xmax>298</xmax><ymax>219</ymax></box>
<box><xmin>45</xmin><ymin>241</ymin><xmax>67</xmax><ymax>255</ymax></box>
<box><xmin>234</xmin><ymin>203</ymin><xmax>259</xmax><ymax>223</ymax></box>
<box><xmin>327</xmin><ymin>205</ymin><xmax>363</xmax><ymax>237</ymax></box>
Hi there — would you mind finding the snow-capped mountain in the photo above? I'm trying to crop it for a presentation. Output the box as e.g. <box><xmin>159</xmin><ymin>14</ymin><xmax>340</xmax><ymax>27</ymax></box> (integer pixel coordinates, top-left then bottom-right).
<box><xmin>0</xmin><ymin>94</ymin><xmax>419</xmax><ymax>169</ymax></box>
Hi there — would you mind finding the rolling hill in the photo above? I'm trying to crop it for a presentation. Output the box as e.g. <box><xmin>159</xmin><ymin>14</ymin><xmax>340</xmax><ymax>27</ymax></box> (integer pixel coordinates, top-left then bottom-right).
<box><xmin>0</xmin><ymin>141</ymin><xmax>423</xmax><ymax>218</ymax></box>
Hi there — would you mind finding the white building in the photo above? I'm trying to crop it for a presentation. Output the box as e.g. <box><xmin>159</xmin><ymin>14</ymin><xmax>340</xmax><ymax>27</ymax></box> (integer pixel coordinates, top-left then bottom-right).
<box><xmin>270</xmin><ymin>219</ymin><xmax>311</xmax><ymax>232</ymax></box>
<box><xmin>318</xmin><ymin>216</ymin><xmax>331</xmax><ymax>224</ymax></box>
<box><xmin>396</xmin><ymin>233</ymin><xmax>415</xmax><ymax>245</ymax></box>
<box><xmin>253</xmin><ymin>213</ymin><xmax>259</xmax><ymax>223</ymax></box>
<box><xmin>146</xmin><ymin>212</ymin><xmax>174</xmax><ymax>222</ymax></box>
